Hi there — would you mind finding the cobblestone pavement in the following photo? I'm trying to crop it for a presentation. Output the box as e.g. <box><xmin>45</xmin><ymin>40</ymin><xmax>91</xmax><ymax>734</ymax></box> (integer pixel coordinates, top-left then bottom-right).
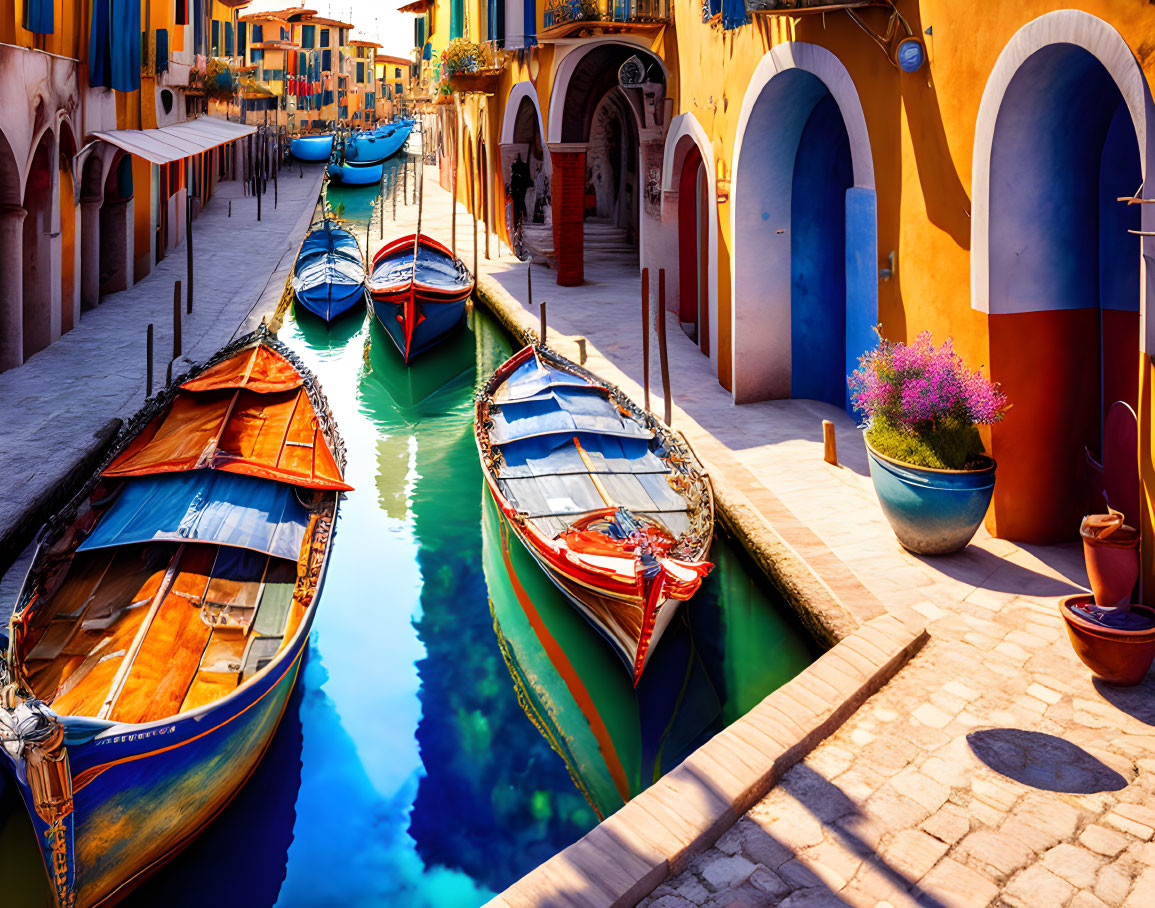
<box><xmin>398</xmin><ymin>168</ymin><xmax>1155</xmax><ymax>907</ymax></box>
<box><xmin>0</xmin><ymin>161</ymin><xmax>324</xmax><ymax>607</ymax></box>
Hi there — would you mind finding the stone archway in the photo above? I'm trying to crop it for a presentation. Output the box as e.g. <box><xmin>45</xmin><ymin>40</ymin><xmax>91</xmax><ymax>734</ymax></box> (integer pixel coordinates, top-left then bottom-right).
<box><xmin>661</xmin><ymin>113</ymin><xmax>718</xmax><ymax>365</ymax></box>
<box><xmin>79</xmin><ymin>151</ymin><xmax>105</xmax><ymax>311</ymax></box>
<box><xmin>0</xmin><ymin>128</ymin><xmax>24</xmax><ymax>371</ymax></box>
<box><xmin>99</xmin><ymin>153</ymin><xmax>133</xmax><ymax>297</ymax></box>
<box><xmin>23</xmin><ymin>127</ymin><xmax>58</xmax><ymax>360</ymax></box>
<box><xmin>971</xmin><ymin>11</ymin><xmax>1154</xmax><ymax>543</ymax></box>
<box><xmin>730</xmin><ymin>42</ymin><xmax>877</xmax><ymax>408</ymax></box>
<box><xmin>547</xmin><ymin>41</ymin><xmax>666</xmax><ymax>286</ymax></box>
<box><xmin>499</xmin><ymin>82</ymin><xmax>551</xmax><ymax>262</ymax></box>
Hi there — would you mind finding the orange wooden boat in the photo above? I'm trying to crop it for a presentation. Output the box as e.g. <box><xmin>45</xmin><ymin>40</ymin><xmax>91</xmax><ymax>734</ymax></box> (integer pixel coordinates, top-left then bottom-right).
<box><xmin>0</xmin><ymin>326</ymin><xmax>349</xmax><ymax>908</ymax></box>
<box><xmin>475</xmin><ymin>344</ymin><xmax>714</xmax><ymax>684</ymax></box>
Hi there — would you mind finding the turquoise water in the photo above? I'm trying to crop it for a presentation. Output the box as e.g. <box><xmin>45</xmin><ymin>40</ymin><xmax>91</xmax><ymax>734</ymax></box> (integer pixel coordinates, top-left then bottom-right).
<box><xmin>0</xmin><ymin>163</ymin><xmax>821</xmax><ymax>907</ymax></box>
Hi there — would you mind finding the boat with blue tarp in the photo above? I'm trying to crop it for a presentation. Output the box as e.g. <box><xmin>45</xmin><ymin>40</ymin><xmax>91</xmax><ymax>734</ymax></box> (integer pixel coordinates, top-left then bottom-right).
<box><xmin>0</xmin><ymin>328</ymin><xmax>350</xmax><ymax>908</ymax></box>
<box><xmin>289</xmin><ymin>134</ymin><xmax>334</xmax><ymax>162</ymax></box>
<box><xmin>292</xmin><ymin>221</ymin><xmax>366</xmax><ymax>323</ymax></box>
<box><xmin>367</xmin><ymin>233</ymin><xmax>473</xmax><ymax>363</ymax></box>
<box><xmin>475</xmin><ymin>344</ymin><xmax>715</xmax><ymax>684</ymax></box>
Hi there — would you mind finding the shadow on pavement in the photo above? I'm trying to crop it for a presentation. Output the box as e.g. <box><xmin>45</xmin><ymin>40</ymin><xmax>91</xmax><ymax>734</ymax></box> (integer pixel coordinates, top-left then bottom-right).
<box><xmin>966</xmin><ymin>728</ymin><xmax>1129</xmax><ymax>794</ymax></box>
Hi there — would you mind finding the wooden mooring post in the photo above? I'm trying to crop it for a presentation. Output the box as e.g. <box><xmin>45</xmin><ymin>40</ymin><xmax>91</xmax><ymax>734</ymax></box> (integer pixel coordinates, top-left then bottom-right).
<box><xmin>172</xmin><ymin>281</ymin><xmax>182</xmax><ymax>359</ymax></box>
<box><xmin>577</xmin><ymin>338</ymin><xmax>587</xmax><ymax>365</ymax></box>
<box><xmin>472</xmin><ymin>207</ymin><xmax>478</xmax><ymax>288</ymax></box>
<box><xmin>185</xmin><ymin>190</ymin><xmax>193</xmax><ymax>314</ymax></box>
<box><xmin>641</xmin><ymin>267</ymin><xmax>651</xmax><ymax>413</ymax></box>
<box><xmin>823</xmin><ymin>420</ymin><xmax>839</xmax><ymax>466</ymax></box>
<box><xmin>540</xmin><ymin>301</ymin><xmax>547</xmax><ymax>346</ymax></box>
<box><xmin>146</xmin><ymin>324</ymin><xmax>154</xmax><ymax>397</ymax></box>
<box><xmin>658</xmin><ymin>268</ymin><xmax>672</xmax><ymax>426</ymax></box>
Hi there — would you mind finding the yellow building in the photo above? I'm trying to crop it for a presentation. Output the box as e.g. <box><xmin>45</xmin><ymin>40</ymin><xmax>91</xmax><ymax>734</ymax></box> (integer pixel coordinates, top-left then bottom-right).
<box><xmin>350</xmin><ymin>39</ymin><xmax>383</xmax><ymax>125</ymax></box>
<box><xmin>0</xmin><ymin>0</ymin><xmax>254</xmax><ymax>372</ymax></box>
<box><xmin>425</xmin><ymin>1</ymin><xmax>1155</xmax><ymax>574</ymax></box>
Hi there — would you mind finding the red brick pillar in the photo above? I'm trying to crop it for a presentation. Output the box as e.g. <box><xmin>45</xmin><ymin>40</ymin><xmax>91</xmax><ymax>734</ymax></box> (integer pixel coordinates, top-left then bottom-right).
<box><xmin>549</xmin><ymin>145</ymin><xmax>586</xmax><ymax>286</ymax></box>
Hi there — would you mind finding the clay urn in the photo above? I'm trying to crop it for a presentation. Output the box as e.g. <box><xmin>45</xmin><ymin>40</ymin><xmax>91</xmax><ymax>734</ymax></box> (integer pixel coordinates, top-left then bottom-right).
<box><xmin>1080</xmin><ymin>513</ymin><xmax>1139</xmax><ymax>610</ymax></box>
<box><xmin>1060</xmin><ymin>596</ymin><xmax>1155</xmax><ymax>686</ymax></box>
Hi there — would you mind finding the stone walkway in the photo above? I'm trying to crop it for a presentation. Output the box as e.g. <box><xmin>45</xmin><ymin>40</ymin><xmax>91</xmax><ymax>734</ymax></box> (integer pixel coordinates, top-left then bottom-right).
<box><xmin>395</xmin><ymin>165</ymin><xmax>1155</xmax><ymax>907</ymax></box>
<box><xmin>0</xmin><ymin>160</ymin><xmax>325</xmax><ymax>600</ymax></box>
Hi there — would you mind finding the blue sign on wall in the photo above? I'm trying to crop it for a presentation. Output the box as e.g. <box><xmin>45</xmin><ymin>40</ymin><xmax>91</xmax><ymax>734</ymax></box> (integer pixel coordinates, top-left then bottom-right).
<box><xmin>896</xmin><ymin>37</ymin><xmax>925</xmax><ymax>73</ymax></box>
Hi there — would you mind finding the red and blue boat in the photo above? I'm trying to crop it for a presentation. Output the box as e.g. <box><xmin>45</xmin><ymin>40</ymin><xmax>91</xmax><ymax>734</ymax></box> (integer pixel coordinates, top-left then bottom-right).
<box><xmin>292</xmin><ymin>220</ymin><xmax>366</xmax><ymax>322</ymax></box>
<box><xmin>0</xmin><ymin>327</ymin><xmax>351</xmax><ymax>908</ymax></box>
<box><xmin>475</xmin><ymin>344</ymin><xmax>715</xmax><ymax>683</ymax></box>
<box><xmin>368</xmin><ymin>234</ymin><xmax>473</xmax><ymax>364</ymax></box>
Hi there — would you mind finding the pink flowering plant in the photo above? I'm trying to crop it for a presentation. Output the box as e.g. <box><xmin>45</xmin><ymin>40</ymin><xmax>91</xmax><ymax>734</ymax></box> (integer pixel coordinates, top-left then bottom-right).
<box><xmin>849</xmin><ymin>330</ymin><xmax>1008</xmax><ymax>470</ymax></box>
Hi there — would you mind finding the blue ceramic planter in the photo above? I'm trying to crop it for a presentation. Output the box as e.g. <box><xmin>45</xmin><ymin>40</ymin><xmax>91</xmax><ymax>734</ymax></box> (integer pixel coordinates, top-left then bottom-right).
<box><xmin>865</xmin><ymin>440</ymin><xmax>996</xmax><ymax>555</ymax></box>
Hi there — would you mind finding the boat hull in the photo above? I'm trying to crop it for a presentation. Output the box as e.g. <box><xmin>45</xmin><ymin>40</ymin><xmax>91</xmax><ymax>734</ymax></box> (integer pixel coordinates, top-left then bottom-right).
<box><xmin>290</xmin><ymin>135</ymin><xmax>333</xmax><ymax>162</ymax></box>
<box><xmin>370</xmin><ymin>293</ymin><xmax>467</xmax><ymax>364</ymax></box>
<box><xmin>295</xmin><ymin>281</ymin><xmax>364</xmax><ymax>322</ymax></box>
<box><xmin>327</xmin><ymin>161</ymin><xmax>383</xmax><ymax>186</ymax></box>
<box><xmin>1</xmin><ymin>600</ymin><xmax>314</xmax><ymax>908</ymax></box>
<box><xmin>345</xmin><ymin>126</ymin><xmax>410</xmax><ymax>164</ymax></box>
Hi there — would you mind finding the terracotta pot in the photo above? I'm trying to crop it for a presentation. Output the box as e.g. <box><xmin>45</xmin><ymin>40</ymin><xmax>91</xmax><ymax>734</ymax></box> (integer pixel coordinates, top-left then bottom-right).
<box><xmin>1060</xmin><ymin>595</ymin><xmax>1155</xmax><ymax>686</ymax></box>
<box><xmin>1080</xmin><ymin>514</ymin><xmax>1139</xmax><ymax>609</ymax></box>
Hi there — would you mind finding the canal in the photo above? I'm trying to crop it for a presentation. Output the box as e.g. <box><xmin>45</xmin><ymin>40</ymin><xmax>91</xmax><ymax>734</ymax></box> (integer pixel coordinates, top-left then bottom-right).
<box><xmin>0</xmin><ymin>145</ymin><xmax>821</xmax><ymax>906</ymax></box>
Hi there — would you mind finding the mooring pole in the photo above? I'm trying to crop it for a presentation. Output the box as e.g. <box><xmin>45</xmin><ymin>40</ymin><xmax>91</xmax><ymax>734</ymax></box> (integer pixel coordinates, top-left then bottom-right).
<box><xmin>451</xmin><ymin>155</ymin><xmax>457</xmax><ymax>257</ymax></box>
<box><xmin>641</xmin><ymin>267</ymin><xmax>651</xmax><ymax>413</ymax></box>
<box><xmin>577</xmin><ymin>337</ymin><xmax>587</xmax><ymax>365</ymax></box>
<box><xmin>658</xmin><ymin>268</ymin><xmax>672</xmax><ymax>426</ymax></box>
<box><xmin>186</xmin><ymin>176</ymin><xmax>193</xmax><ymax>314</ymax></box>
<box><xmin>172</xmin><ymin>281</ymin><xmax>182</xmax><ymax>359</ymax></box>
<box><xmin>527</xmin><ymin>263</ymin><xmax>532</xmax><ymax>312</ymax></box>
<box><xmin>274</xmin><ymin>138</ymin><xmax>279</xmax><ymax>209</ymax></box>
<box><xmin>256</xmin><ymin>148</ymin><xmax>262</xmax><ymax>222</ymax></box>
<box><xmin>823</xmin><ymin>420</ymin><xmax>839</xmax><ymax>466</ymax></box>
<box><xmin>540</xmin><ymin>301</ymin><xmax>547</xmax><ymax>346</ymax></box>
<box><xmin>146</xmin><ymin>324</ymin><xmax>154</xmax><ymax>397</ymax></box>
<box><xmin>472</xmin><ymin>206</ymin><xmax>478</xmax><ymax>287</ymax></box>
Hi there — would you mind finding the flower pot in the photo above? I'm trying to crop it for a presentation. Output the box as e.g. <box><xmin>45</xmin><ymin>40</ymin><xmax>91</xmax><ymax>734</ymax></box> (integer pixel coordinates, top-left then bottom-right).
<box><xmin>447</xmin><ymin>70</ymin><xmax>501</xmax><ymax>94</ymax></box>
<box><xmin>1080</xmin><ymin>513</ymin><xmax>1140</xmax><ymax>609</ymax></box>
<box><xmin>865</xmin><ymin>440</ymin><xmax>996</xmax><ymax>555</ymax></box>
<box><xmin>1060</xmin><ymin>595</ymin><xmax>1155</xmax><ymax>686</ymax></box>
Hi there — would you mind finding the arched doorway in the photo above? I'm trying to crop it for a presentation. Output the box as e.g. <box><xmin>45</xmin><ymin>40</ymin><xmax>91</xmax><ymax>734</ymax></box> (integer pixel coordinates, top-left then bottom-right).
<box><xmin>0</xmin><ymin>129</ymin><xmax>24</xmax><ymax>372</ymax></box>
<box><xmin>974</xmin><ymin>16</ymin><xmax>1149</xmax><ymax>543</ymax></box>
<box><xmin>731</xmin><ymin>45</ymin><xmax>876</xmax><ymax>409</ymax></box>
<box><xmin>23</xmin><ymin>129</ymin><xmax>56</xmax><ymax>360</ymax></box>
<box><xmin>58</xmin><ymin>123</ymin><xmax>78</xmax><ymax>334</ymax></box>
<box><xmin>676</xmin><ymin>143</ymin><xmax>709</xmax><ymax>354</ymax></box>
<box><xmin>79</xmin><ymin>152</ymin><xmax>105</xmax><ymax>311</ymax></box>
<box><xmin>499</xmin><ymin>84</ymin><xmax>551</xmax><ymax>264</ymax></box>
<box><xmin>99</xmin><ymin>153</ymin><xmax>133</xmax><ymax>296</ymax></box>
<box><xmin>548</xmin><ymin>42</ymin><xmax>666</xmax><ymax>286</ymax></box>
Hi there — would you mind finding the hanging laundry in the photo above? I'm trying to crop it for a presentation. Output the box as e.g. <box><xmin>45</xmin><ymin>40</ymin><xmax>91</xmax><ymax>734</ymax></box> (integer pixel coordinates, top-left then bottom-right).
<box><xmin>89</xmin><ymin>0</ymin><xmax>142</xmax><ymax>92</ymax></box>
<box><xmin>23</xmin><ymin>0</ymin><xmax>54</xmax><ymax>33</ymax></box>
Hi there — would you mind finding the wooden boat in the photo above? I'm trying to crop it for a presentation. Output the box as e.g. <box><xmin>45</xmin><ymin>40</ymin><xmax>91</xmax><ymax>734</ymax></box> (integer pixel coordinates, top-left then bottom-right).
<box><xmin>475</xmin><ymin>344</ymin><xmax>714</xmax><ymax>683</ymax></box>
<box><xmin>0</xmin><ymin>327</ymin><xmax>351</xmax><ymax>908</ymax></box>
<box><xmin>368</xmin><ymin>234</ymin><xmax>473</xmax><ymax>364</ymax></box>
<box><xmin>289</xmin><ymin>134</ymin><xmax>333</xmax><ymax>162</ymax></box>
<box><xmin>326</xmin><ymin>159</ymin><xmax>383</xmax><ymax>186</ymax></box>
<box><xmin>345</xmin><ymin>125</ymin><xmax>411</xmax><ymax>165</ymax></box>
<box><xmin>292</xmin><ymin>220</ymin><xmax>366</xmax><ymax>322</ymax></box>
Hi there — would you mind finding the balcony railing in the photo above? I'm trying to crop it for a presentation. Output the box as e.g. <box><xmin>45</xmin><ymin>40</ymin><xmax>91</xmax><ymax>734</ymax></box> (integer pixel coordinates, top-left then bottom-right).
<box><xmin>541</xmin><ymin>0</ymin><xmax>669</xmax><ymax>38</ymax></box>
<box><xmin>744</xmin><ymin>0</ymin><xmax>883</xmax><ymax>14</ymax></box>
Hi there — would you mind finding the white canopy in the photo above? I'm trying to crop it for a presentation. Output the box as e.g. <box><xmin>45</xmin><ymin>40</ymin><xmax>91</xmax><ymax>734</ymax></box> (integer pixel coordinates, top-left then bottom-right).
<box><xmin>92</xmin><ymin>116</ymin><xmax>256</xmax><ymax>166</ymax></box>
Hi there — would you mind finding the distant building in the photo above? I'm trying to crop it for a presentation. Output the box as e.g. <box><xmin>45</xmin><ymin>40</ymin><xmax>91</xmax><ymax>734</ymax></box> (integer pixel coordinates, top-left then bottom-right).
<box><xmin>374</xmin><ymin>53</ymin><xmax>417</xmax><ymax>121</ymax></box>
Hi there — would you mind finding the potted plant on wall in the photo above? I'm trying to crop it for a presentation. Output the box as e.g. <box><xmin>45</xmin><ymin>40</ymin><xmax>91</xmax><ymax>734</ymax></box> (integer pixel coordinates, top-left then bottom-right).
<box><xmin>849</xmin><ymin>330</ymin><xmax>1008</xmax><ymax>555</ymax></box>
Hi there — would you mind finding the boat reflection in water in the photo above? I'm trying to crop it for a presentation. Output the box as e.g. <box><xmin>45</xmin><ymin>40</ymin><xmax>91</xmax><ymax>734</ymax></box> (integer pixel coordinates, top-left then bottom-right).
<box><xmin>482</xmin><ymin>486</ymin><xmax>821</xmax><ymax>818</ymax></box>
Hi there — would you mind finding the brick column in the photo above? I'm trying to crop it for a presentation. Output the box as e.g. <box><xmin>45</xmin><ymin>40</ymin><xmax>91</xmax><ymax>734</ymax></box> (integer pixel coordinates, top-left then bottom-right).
<box><xmin>549</xmin><ymin>144</ymin><xmax>586</xmax><ymax>287</ymax></box>
<box><xmin>0</xmin><ymin>205</ymin><xmax>26</xmax><ymax>371</ymax></box>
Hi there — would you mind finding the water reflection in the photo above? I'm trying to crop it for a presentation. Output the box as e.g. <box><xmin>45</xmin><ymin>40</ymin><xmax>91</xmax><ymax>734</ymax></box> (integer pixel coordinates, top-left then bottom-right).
<box><xmin>482</xmin><ymin>489</ymin><xmax>820</xmax><ymax>819</ymax></box>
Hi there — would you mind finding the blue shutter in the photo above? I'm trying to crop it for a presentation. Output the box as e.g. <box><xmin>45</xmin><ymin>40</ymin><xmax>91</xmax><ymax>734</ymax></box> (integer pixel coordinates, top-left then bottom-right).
<box><xmin>23</xmin><ymin>0</ymin><xmax>54</xmax><ymax>34</ymax></box>
<box><xmin>211</xmin><ymin>19</ymin><xmax>219</xmax><ymax>55</ymax></box>
<box><xmin>523</xmin><ymin>0</ymin><xmax>536</xmax><ymax>45</ymax></box>
<box><xmin>224</xmin><ymin>21</ymin><xmax>233</xmax><ymax>56</ymax></box>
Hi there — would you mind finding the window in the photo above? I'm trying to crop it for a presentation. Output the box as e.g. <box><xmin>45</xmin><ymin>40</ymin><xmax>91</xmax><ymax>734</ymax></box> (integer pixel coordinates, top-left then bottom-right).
<box><xmin>251</xmin><ymin>48</ymin><xmax>263</xmax><ymax>62</ymax></box>
<box><xmin>224</xmin><ymin>21</ymin><xmax>233</xmax><ymax>56</ymax></box>
<box><xmin>89</xmin><ymin>0</ymin><xmax>141</xmax><ymax>90</ymax></box>
<box><xmin>356</xmin><ymin>62</ymin><xmax>365</xmax><ymax>83</ymax></box>
<box><xmin>252</xmin><ymin>23</ymin><xmax>263</xmax><ymax>42</ymax></box>
<box><xmin>300</xmin><ymin>24</ymin><xmax>315</xmax><ymax>47</ymax></box>
<box><xmin>523</xmin><ymin>0</ymin><xmax>536</xmax><ymax>44</ymax></box>
<box><xmin>395</xmin><ymin>82</ymin><xmax>402</xmax><ymax>95</ymax></box>
<box><xmin>395</xmin><ymin>66</ymin><xmax>401</xmax><ymax>78</ymax></box>
<box><xmin>320</xmin><ymin>27</ymin><xmax>329</xmax><ymax>46</ymax></box>
<box><xmin>340</xmin><ymin>28</ymin><xmax>347</xmax><ymax>45</ymax></box>
<box><xmin>237</xmin><ymin>22</ymin><xmax>246</xmax><ymax>56</ymax></box>
<box><xmin>322</xmin><ymin>48</ymin><xmax>331</xmax><ymax>70</ymax></box>
<box><xmin>211</xmin><ymin>19</ymin><xmax>219</xmax><ymax>56</ymax></box>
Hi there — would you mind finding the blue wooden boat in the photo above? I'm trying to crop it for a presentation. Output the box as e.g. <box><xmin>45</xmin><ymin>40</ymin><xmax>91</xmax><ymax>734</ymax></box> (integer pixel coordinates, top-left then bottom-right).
<box><xmin>326</xmin><ymin>160</ymin><xmax>383</xmax><ymax>186</ymax></box>
<box><xmin>292</xmin><ymin>221</ymin><xmax>366</xmax><ymax>322</ymax></box>
<box><xmin>289</xmin><ymin>134</ymin><xmax>334</xmax><ymax>162</ymax></box>
<box><xmin>345</xmin><ymin>125</ymin><xmax>411</xmax><ymax>165</ymax></box>
<box><xmin>367</xmin><ymin>234</ymin><xmax>473</xmax><ymax>363</ymax></box>
<box><xmin>0</xmin><ymin>329</ymin><xmax>351</xmax><ymax>908</ymax></box>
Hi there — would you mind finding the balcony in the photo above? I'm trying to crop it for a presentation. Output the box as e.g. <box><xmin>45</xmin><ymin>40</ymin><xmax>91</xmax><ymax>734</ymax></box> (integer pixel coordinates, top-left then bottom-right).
<box><xmin>744</xmin><ymin>0</ymin><xmax>884</xmax><ymax>14</ymax></box>
<box><xmin>541</xmin><ymin>0</ymin><xmax>669</xmax><ymax>40</ymax></box>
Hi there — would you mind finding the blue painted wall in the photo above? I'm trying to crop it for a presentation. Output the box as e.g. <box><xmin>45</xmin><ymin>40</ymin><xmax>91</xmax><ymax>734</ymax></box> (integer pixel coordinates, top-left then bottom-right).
<box><xmin>1099</xmin><ymin>101</ymin><xmax>1142</xmax><ymax>314</ymax></box>
<box><xmin>790</xmin><ymin>94</ymin><xmax>853</xmax><ymax>409</ymax></box>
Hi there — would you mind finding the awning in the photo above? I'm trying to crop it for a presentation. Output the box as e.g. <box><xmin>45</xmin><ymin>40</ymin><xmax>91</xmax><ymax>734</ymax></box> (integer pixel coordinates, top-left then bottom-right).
<box><xmin>92</xmin><ymin>116</ymin><xmax>257</xmax><ymax>166</ymax></box>
<box><xmin>398</xmin><ymin>0</ymin><xmax>431</xmax><ymax>12</ymax></box>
